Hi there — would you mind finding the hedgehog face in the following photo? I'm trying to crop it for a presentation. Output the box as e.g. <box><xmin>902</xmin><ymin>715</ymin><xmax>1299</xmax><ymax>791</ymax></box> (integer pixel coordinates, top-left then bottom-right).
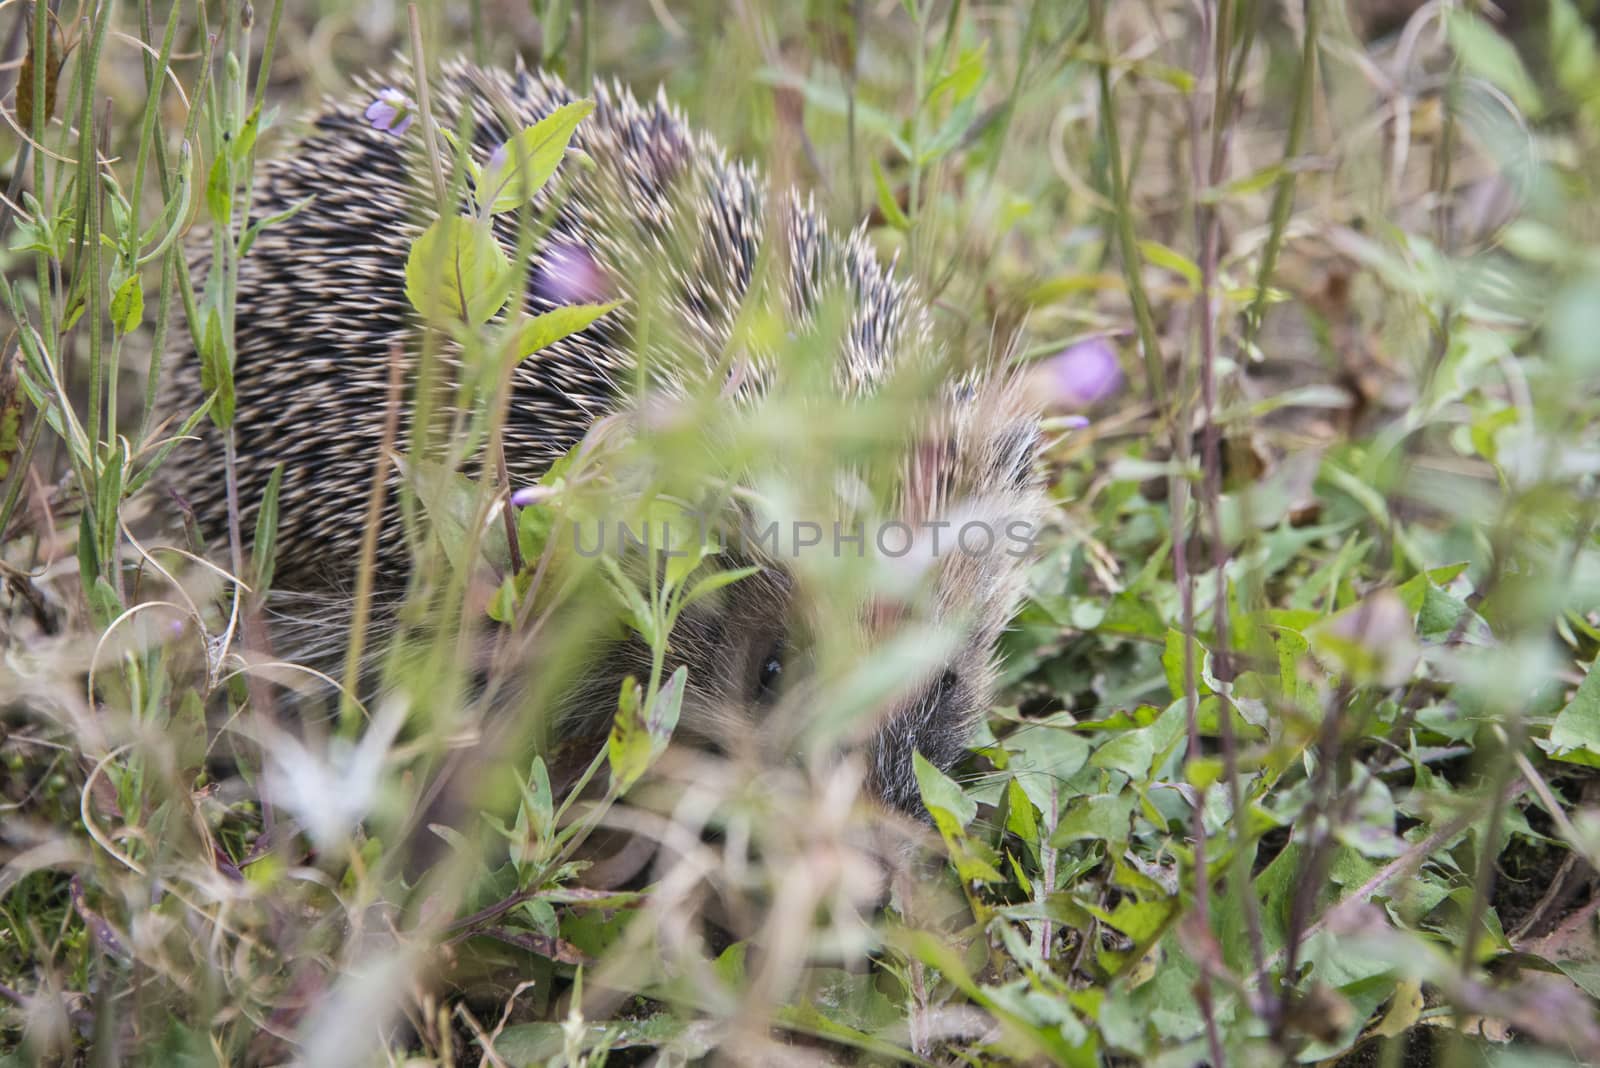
<box><xmin>555</xmin><ymin>384</ymin><xmax>1043</xmax><ymax>819</ymax></box>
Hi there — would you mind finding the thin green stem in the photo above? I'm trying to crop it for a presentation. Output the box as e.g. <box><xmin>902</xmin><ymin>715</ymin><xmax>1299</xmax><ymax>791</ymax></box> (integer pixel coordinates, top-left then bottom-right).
<box><xmin>1090</xmin><ymin>0</ymin><xmax>1165</xmax><ymax>408</ymax></box>
<box><xmin>1243</xmin><ymin>0</ymin><xmax>1317</xmax><ymax>350</ymax></box>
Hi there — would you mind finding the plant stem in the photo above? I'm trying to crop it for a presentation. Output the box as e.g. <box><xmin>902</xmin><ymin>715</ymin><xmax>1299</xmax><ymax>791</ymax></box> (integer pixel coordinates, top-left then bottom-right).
<box><xmin>1090</xmin><ymin>0</ymin><xmax>1165</xmax><ymax>408</ymax></box>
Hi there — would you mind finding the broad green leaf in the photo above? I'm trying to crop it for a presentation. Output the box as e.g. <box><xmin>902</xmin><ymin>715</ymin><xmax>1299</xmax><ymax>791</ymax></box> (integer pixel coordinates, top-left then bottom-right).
<box><xmin>405</xmin><ymin>214</ymin><xmax>513</xmax><ymax>326</ymax></box>
<box><xmin>1162</xmin><ymin>628</ymin><xmax>1210</xmax><ymax>702</ymax></box>
<box><xmin>110</xmin><ymin>274</ymin><xmax>143</xmax><ymax>335</ymax></box>
<box><xmin>1549</xmin><ymin>655</ymin><xmax>1600</xmax><ymax>764</ymax></box>
<box><xmin>205</xmin><ymin>150</ymin><xmax>232</xmax><ymax>224</ymax></box>
<box><xmin>914</xmin><ymin>750</ymin><xmax>977</xmax><ymax>829</ymax></box>
<box><xmin>1005</xmin><ymin>716</ymin><xmax>1091</xmax><ymax>816</ymax></box>
<box><xmin>513</xmin><ymin>301</ymin><xmax>620</xmax><ymax>361</ymax></box>
<box><xmin>1004</xmin><ymin>777</ymin><xmax>1039</xmax><ymax>844</ymax></box>
<box><xmin>1050</xmin><ymin>790</ymin><xmax>1136</xmax><ymax>847</ymax></box>
<box><xmin>1089</xmin><ymin>700</ymin><xmax>1186</xmax><ymax>780</ymax></box>
<box><xmin>399</xmin><ymin>452</ymin><xmax>512</xmax><ymax>576</ymax></box>
<box><xmin>520</xmin><ymin>755</ymin><xmax>555</xmax><ymax>842</ymax></box>
<box><xmin>1552</xmin><ymin>0</ymin><xmax>1600</xmax><ymax>129</ymax></box>
<box><xmin>1447</xmin><ymin>10</ymin><xmax>1544</xmax><ymax>119</ymax></box>
<box><xmin>480</xmin><ymin>100</ymin><xmax>595</xmax><ymax>214</ymax></box>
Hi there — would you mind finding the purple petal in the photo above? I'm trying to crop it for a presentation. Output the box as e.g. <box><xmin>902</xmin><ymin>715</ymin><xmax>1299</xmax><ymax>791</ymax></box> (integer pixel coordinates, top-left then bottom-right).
<box><xmin>364</xmin><ymin>99</ymin><xmax>396</xmax><ymax>129</ymax></box>
<box><xmin>511</xmin><ymin>485</ymin><xmax>554</xmax><ymax>507</ymax></box>
<box><xmin>488</xmin><ymin>142</ymin><xmax>508</xmax><ymax>172</ymax></box>
<box><xmin>365</xmin><ymin>89</ymin><xmax>414</xmax><ymax>137</ymax></box>
<box><xmin>1041</xmin><ymin>337</ymin><xmax>1124</xmax><ymax>409</ymax></box>
<box><xmin>532</xmin><ymin>242</ymin><xmax>610</xmax><ymax>306</ymax></box>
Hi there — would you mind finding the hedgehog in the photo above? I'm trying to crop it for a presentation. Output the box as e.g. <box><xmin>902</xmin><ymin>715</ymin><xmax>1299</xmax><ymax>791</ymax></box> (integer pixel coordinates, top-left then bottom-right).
<box><xmin>160</xmin><ymin>60</ymin><xmax>1044</xmax><ymax>815</ymax></box>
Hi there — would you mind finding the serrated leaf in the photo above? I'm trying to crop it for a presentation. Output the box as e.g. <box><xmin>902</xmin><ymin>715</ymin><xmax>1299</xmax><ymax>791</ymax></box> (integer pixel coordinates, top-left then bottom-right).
<box><xmin>405</xmin><ymin>214</ymin><xmax>514</xmax><ymax>326</ymax></box>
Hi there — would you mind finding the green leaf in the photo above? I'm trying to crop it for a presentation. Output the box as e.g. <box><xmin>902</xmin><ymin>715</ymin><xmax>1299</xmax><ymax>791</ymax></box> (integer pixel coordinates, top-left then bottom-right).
<box><xmin>914</xmin><ymin>750</ymin><xmax>977</xmax><ymax>829</ymax></box>
<box><xmin>1004</xmin><ymin>778</ymin><xmax>1039</xmax><ymax>844</ymax></box>
<box><xmin>607</xmin><ymin>666</ymin><xmax>687</xmax><ymax>793</ymax></box>
<box><xmin>238</xmin><ymin>193</ymin><xmax>313</xmax><ymax>258</ymax></box>
<box><xmin>0</xmin><ymin>368</ymin><xmax>19</xmax><ymax>483</ymax></box>
<box><xmin>601</xmin><ymin>557</ymin><xmax>657</xmax><ymax>645</ymax></box>
<box><xmin>1136</xmin><ymin>239</ymin><xmax>1201</xmax><ymax>290</ymax></box>
<box><xmin>916</xmin><ymin>753</ymin><xmax>1003</xmax><ymax>883</ymax></box>
<box><xmin>1395</xmin><ymin>562</ymin><xmax>1471</xmax><ymax>614</ymax></box>
<box><xmin>480</xmin><ymin>100</ymin><xmax>595</xmax><ymax>214</ymax></box>
<box><xmin>1088</xmin><ymin>700</ymin><xmax>1186</xmax><ymax>781</ymax></box>
<box><xmin>512</xmin><ymin>301</ymin><xmax>620</xmax><ymax>361</ymax></box>
<box><xmin>250</xmin><ymin>463</ymin><xmax>285</xmax><ymax>593</ymax></box>
<box><xmin>679</xmin><ymin>564</ymin><xmax>760</xmax><ymax>613</ymax></box>
<box><xmin>1548</xmin><ymin>655</ymin><xmax>1600</xmax><ymax>764</ymax></box>
<box><xmin>401</xmin><ymin>453</ymin><xmax>511</xmax><ymax>576</ymax></box>
<box><xmin>110</xmin><ymin>273</ymin><xmax>143</xmax><ymax>335</ymax></box>
<box><xmin>1447</xmin><ymin>10</ymin><xmax>1544</xmax><ymax>119</ymax></box>
<box><xmin>231</xmin><ymin>102</ymin><xmax>263</xmax><ymax>163</ymax></box>
<box><xmin>927</xmin><ymin>42</ymin><xmax>987</xmax><ymax>106</ymax></box>
<box><xmin>404</xmin><ymin>214</ymin><xmax>514</xmax><ymax>326</ymax></box>
<box><xmin>521</xmin><ymin>755</ymin><xmax>555</xmax><ymax>843</ymax></box>
<box><xmin>1005</xmin><ymin>717</ymin><xmax>1091</xmax><ymax>815</ymax></box>
<box><xmin>871</xmin><ymin>160</ymin><xmax>911</xmax><ymax>231</ymax></box>
<box><xmin>486</xmin><ymin>574</ymin><xmax>520</xmax><ymax>624</ymax></box>
<box><xmin>1083</xmin><ymin>897</ymin><xmax>1175</xmax><ymax>944</ymax></box>
<box><xmin>198</xmin><ymin>309</ymin><xmax>233</xmax><ymax>429</ymax></box>
<box><xmin>1162</xmin><ymin>628</ymin><xmax>1210</xmax><ymax>702</ymax></box>
<box><xmin>1050</xmin><ymin>790</ymin><xmax>1136</xmax><ymax>847</ymax></box>
<box><xmin>205</xmin><ymin>150</ymin><xmax>232</xmax><ymax>225</ymax></box>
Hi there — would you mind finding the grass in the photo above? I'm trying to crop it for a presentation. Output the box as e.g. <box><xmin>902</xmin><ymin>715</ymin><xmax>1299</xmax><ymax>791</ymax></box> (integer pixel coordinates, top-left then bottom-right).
<box><xmin>4</xmin><ymin>0</ymin><xmax>1600</xmax><ymax>1064</ymax></box>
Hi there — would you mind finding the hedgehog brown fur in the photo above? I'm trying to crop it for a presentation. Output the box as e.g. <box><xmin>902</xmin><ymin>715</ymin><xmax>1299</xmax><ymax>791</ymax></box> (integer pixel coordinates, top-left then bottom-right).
<box><xmin>160</xmin><ymin>59</ymin><xmax>1044</xmax><ymax>814</ymax></box>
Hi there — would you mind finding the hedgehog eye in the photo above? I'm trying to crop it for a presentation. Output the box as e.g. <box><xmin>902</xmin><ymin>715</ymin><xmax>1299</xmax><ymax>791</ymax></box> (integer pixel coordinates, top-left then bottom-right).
<box><xmin>755</xmin><ymin>639</ymin><xmax>785</xmax><ymax>705</ymax></box>
<box><xmin>937</xmin><ymin>669</ymin><xmax>959</xmax><ymax>700</ymax></box>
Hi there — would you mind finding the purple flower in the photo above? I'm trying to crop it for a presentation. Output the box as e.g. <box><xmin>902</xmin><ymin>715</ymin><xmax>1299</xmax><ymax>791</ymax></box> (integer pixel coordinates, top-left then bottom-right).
<box><xmin>510</xmin><ymin>485</ymin><xmax>554</xmax><ymax>507</ymax></box>
<box><xmin>1040</xmin><ymin>336</ymin><xmax>1124</xmax><ymax>409</ymax></box>
<box><xmin>364</xmin><ymin>88</ymin><xmax>415</xmax><ymax>137</ymax></box>
<box><xmin>532</xmin><ymin>242</ymin><xmax>610</xmax><ymax>306</ymax></box>
<box><xmin>487</xmin><ymin>142</ymin><xmax>508</xmax><ymax>172</ymax></box>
